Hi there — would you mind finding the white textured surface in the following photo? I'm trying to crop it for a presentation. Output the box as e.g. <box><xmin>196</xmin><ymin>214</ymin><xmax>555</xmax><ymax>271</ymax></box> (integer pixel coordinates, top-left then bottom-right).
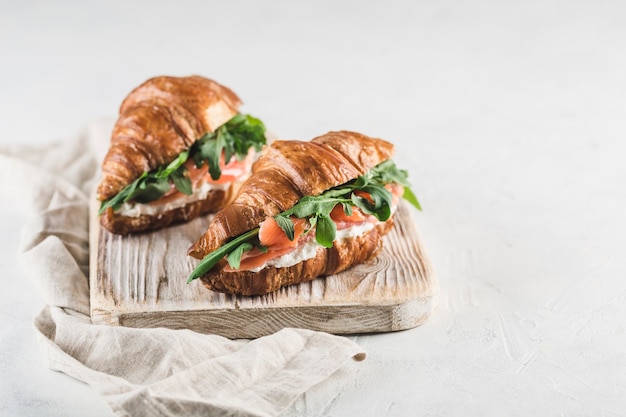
<box><xmin>1</xmin><ymin>1</ymin><xmax>626</xmax><ymax>416</ymax></box>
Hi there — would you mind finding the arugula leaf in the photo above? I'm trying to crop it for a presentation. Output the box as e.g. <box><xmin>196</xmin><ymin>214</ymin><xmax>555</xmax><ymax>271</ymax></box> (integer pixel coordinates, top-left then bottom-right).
<box><xmin>368</xmin><ymin>159</ymin><xmax>408</xmax><ymax>186</ymax></box>
<box><xmin>228</xmin><ymin>113</ymin><xmax>267</xmax><ymax>157</ymax></box>
<box><xmin>283</xmin><ymin>196</ymin><xmax>347</xmax><ymax>219</ymax></box>
<box><xmin>341</xmin><ymin>202</ymin><xmax>353</xmax><ymax>216</ymax></box>
<box><xmin>159</xmin><ymin>150</ymin><xmax>189</xmax><ymax>178</ymax></box>
<box><xmin>98</xmin><ymin>152</ymin><xmax>190</xmax><ymax>214</ymax></box>
<box><xmin>273</xmin><ymin>193</ymin><xmax>350</xmax><ymax>244</ymax></box>
<box><xmin>218</xmin><ymin>127</ymin><xmax>234</xmax><ymax>164</ymax></box>
<box><xmin>98</xmin><ymin>172</ymin><xmax>147</xmax><ymax>214</ymax></box>
<box><xmin>356</xmin><ymin>184</ymin><xmax>393</xmax><ymax>221</ymax></box>
<box><xmin>192</xmin><ymin>114</ymin><xmax>266</xmax><ymax>180</ymax></box>
<box><xmin>315</xmin><ymin>214</ymin><xmax>336</xmax><ymax>248</ymax></box>
<box><xmin>226</xmin><ymin>242</ymin><xmax>254</xmax><ymax>270</ymax></box>
<box><xmin>129</xmin><ymin>177</ymin><xmax>171</xmax><ymax>203</ymax></box>
<box><xmin>367</xmin><ymin>159</ymin><xmax>421</xmax><ymax>210</ymax></box>
<box><xmin>273</xmin><ymin>215</ymin><xmax>295</xmax><ymax>241</ymax></box>
<box><xmin>187</xmin><ymin>228</ymin><xmax>260</xmax><ymax>283</ymax></box>
<box><xmin>318</xmin><ymin>187</ymin><xmax>354</xmax><ymax>199</ymax></box>
<box><xmin>402</xmin><ymin>186</ymin><xmax>422</xmax><ymax>211</ymax></box>
<box><xmin>170</xmin><ymin>167</ymin><xmax>192</xmax><ymax>195</ymax></box>
<box><xmin>200</xmin><ymin>133</ymin><xmax>223</xmax><ymax>180</ymax></box>
<box><xmin>167</xmin><ymin>153</ymin><xmax>193</xmax><ymax>195</ymax></box>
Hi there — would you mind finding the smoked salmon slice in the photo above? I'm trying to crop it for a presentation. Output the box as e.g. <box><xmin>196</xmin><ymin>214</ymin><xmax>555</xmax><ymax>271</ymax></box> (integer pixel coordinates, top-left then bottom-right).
<box><xmin>225</xmin><ymin>216</ymin><xmax>308</xmax><ymax>271</ymax></box>
<box><xmin>225</xmin><ymin>217</ymin><xmax>308</xmax><ymax>271</ymax></box>
<box><xmin>258</xmin><ymin>217</ymin><xmax>307</xmax><ymax>249</ymax></box>
<box><xmin>147</xmin><ymin>151</ymin><xmax>253</xmax><ymax>206</ymax></box>
<box><xmin>329</xmin><ymin>204</ymin><xmax>376</xmax><ymax>229</ymax></box>
<box><xmin>225</xmin><ymin>246</ymin><xmax>296</xmax><ymax>272</ymax></box>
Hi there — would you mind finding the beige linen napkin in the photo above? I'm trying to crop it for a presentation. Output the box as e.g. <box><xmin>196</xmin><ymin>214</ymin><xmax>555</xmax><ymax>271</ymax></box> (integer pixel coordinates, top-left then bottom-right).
<box><xmin>0</xmin><ymin>120</ymin><xmax>365</xmax><ymax>417</ymax></box>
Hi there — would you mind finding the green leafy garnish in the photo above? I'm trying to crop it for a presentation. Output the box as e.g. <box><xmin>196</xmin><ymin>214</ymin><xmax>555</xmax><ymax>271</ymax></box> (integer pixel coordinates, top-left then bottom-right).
<box><xmin>226</xmin><ymin>242</ymin><xmax>254</xmax><ymax>270</ymax></box>
<box><xmin>315</xmin><ymin>215</ymin><xmax>336</xmax><ymax>248</ymax></box>
<box><xmin>277</xmin><ymin>194</ymin><xmax>350</xmax><ymax>247</ymax></box>
<box><xmin>98</xmin><ymin>151</ymin><xmax>191</xmax><ymax>214</ymax></box>
<box><xmin>129</xmin><ymin>175</ymin><xmax>173</xmax><ymax>203</ymax></box>
<box><xmin>99</xmin><ymin>114</ymin><xmax>266</xmax><ymax>215</ymax></box>
<box><xmin>187</xmin><ymin>228</ymin><xmax>260</xmax><ymax>283</ymax></box>
<box><xmin>402</xmin><ymin>186</ymin><xmax>421</xmax><ymax>211</ymax></box>
<box><xmin>271</xmin><ymin>159</ymin><xmax>421</xmax><ymax>246</ymax></box>
<box><xmin>225</xmin><ymin>240</ymin><xmax>269</xmax><ymax>270</ymax></box>
<box><xmin>192</xmin><ymin>113</ymin><xmax>266</xmax><ymax>180</ymax></box>
<box><xmin>273</xmin><ymin>215</ymin><xmax>296</xmax><ymax>241</ymax></box>
<box><xmin>187</xmin><ymin>159</ymin><xmax>422</xmax><ymax>282</ymax></box>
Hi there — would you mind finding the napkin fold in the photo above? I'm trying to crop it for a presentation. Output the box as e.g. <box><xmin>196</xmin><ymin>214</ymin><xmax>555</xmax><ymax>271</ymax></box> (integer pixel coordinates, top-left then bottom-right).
<box><xmin>1</xmin><ymin>120</ymin><xmax>365</xmax><ymax>417</ymax></box>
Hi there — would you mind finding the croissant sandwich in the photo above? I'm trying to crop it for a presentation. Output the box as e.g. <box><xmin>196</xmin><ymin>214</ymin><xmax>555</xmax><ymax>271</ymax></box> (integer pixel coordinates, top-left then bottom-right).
<box><xmin>186</xmin><ymin>130</ymin><xmax>421</xmax><ymax>296</ymax></box>
<box><xmin>97</xmin><ymin>75</ymin><xmax>267</xmax><ymax>234</ymax></box>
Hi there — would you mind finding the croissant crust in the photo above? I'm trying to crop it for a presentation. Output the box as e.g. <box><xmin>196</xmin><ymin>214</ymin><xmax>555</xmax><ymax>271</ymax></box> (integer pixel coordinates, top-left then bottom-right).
<box><xmin>97</xmin><ymin>75</ymin><xmax>241</xmax><ymax>201</ymax></box>
<box><xmin>188</xmin><ymin>130</ymin><xmax>395</xmax><ymax>259</ymax></box>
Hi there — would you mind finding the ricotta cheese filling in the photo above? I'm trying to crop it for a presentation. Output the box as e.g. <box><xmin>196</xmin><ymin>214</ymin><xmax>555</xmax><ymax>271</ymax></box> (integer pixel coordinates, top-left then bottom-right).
<box><xmin>117</xmin><ymin>181</ymin><xmax>231</xmax><ymax>217</ymax></box>
<box><xmin>248</xmin><ymin>222</ymin><xmax>376</xmax><ymax>272</ymax></box>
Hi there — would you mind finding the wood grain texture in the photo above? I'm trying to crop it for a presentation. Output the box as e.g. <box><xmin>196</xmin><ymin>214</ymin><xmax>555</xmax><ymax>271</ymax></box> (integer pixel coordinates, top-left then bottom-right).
<box><xmin>89</xmin><ymin>200</ymin><xmax>438</xmax><ymax>339</ymax></box>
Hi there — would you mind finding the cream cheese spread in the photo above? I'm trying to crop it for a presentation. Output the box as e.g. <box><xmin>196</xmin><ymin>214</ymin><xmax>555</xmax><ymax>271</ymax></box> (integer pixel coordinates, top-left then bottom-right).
<box><xmin>117</xmin><ymin>181</ymin><xmax>230</xmax><ymax>217</ymax></box>
<box><xmin>249</xmin><ymin>221</ymin><xmax>376</xmax><ymax>272</ymax></box>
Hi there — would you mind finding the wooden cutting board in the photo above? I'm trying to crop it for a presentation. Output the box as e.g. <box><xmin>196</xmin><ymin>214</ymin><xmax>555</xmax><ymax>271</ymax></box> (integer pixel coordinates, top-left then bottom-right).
<box><xmin>89</xmin><ymin>201</ymin><xmax>437</xmax><ymax>339</ymax></box>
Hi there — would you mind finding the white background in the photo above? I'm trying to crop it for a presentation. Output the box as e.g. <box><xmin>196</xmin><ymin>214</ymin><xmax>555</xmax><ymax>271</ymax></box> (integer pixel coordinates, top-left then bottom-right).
<box><xmin>1</xmin><ymin>1</ymin><xmax>626</xmax><ymax>416</ymax></box>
